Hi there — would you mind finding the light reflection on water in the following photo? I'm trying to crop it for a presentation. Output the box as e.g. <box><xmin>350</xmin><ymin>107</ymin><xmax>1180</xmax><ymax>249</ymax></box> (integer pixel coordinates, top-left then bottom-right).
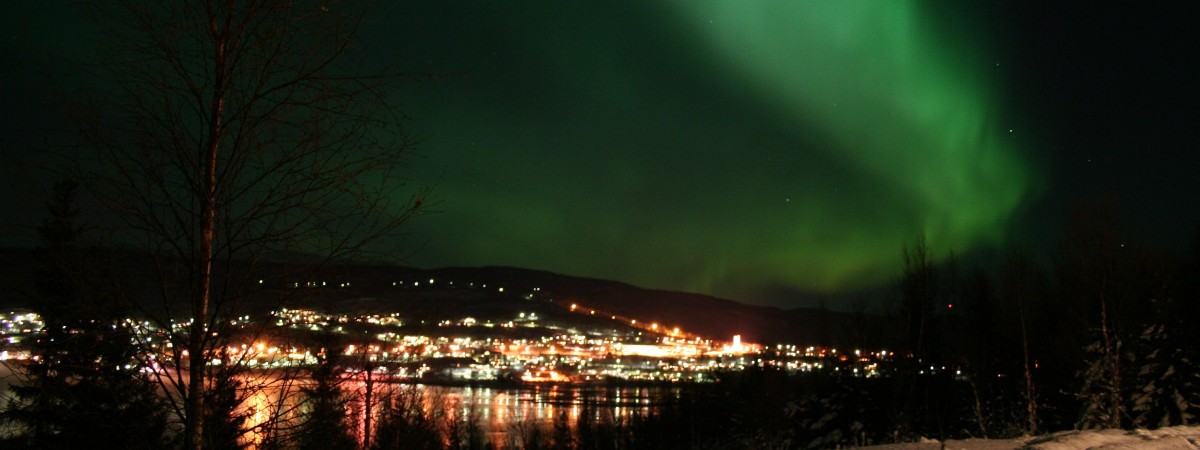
<box><xmin>435</xmin><ymin>384</ymin><xmax>667</xmax><ymax>436</ymax></box>
<box><xmin>241</xmin><ymin>379</ymin><xmax>683</xmax><ymax>449</ymax></box>
<box><xmin>1</xmin><ymin>363</ymin><xmax>685</xmax><ymax>449</ymax></box>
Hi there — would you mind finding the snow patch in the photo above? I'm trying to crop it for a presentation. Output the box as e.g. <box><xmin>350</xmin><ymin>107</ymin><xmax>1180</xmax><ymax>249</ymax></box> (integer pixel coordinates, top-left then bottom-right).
<box><xmin>859</xmin><ymin>425</ymin><xmax>1200</xmax><ymax>450</ymax></box>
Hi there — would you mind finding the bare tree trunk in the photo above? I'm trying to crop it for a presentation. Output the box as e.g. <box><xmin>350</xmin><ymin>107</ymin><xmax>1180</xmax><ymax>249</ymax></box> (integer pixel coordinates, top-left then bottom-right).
<box><xmin>967</xmin><ymin>376</ymin><xmax>988</xmax><ymax>437</ymax></box>
<box><xmin>185</xmin><ymin>5</ymin><xmax>230</xmax><ymax>449</ymax></box>
<box><xmin>79</xmin><ymin>1</ymin><xmax>426</xmax><ymax>446</ymax></box>
<box><xmin>1099</xmin><ymin>295</ymin><xmax>1122</xmax><ymax>428</ymax></box>
<box><xmin>186</xmin><ymin>256</ymin><xmax>211</xmax><ymax>450</ymax></box>
<box><xmin>363</xmin><ymin>369</ymin><xmax>374</xmax><ymax>450</ymax></box>
<box><xmin>1017</xmin><ymin>292</ymin><xmax>1038</xmax><ymax>435</ymax></box>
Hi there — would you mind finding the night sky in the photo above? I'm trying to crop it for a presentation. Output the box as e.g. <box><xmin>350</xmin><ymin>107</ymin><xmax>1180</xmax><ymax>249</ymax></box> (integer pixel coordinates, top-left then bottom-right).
<box><xmin>2</xmin><ymin>2</ymin><xmax>1196</xmax><ymax>307</ymax></box>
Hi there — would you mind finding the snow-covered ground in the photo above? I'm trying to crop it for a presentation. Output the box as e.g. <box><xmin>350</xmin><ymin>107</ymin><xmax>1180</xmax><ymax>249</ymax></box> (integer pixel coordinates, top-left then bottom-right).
<box><xmin>864</xmin><ymin>425</ymin><xmax>1200</xmax><ymax>449</ymax></box>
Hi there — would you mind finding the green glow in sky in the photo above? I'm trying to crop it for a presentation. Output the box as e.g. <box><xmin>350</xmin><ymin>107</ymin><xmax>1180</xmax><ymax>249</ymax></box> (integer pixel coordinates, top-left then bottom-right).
<box><xmin>668</xmin><ymin>1</ymin><xmax>1034</xmax><ymax>293</ymax></box>
<box><xmin>386</xmin><ymin>1</ymin><xmax>1038</xmax><ymax>305</ymax></box>
<box><xmin>8</xmin><ymin>2</ymin><xmax>1197</xmax><ymax>307</ymax></box>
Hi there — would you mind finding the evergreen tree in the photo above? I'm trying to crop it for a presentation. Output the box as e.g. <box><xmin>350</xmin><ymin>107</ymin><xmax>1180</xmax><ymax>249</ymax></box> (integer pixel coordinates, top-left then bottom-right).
<box><xmin>199</xmin><ymin>375</ymin><xmax>250</xmax><ymax>450</ymax></box>
<box><xmin>294</xmin><ymin>333</ymin><xmax>357</xmax><ymax>450</ymax></box>
<box><xmin>445</xmin><ymin>404</ymin><xmax>490</xmax><ymax>450</ymax></box>
<box><xmin>370</xmin><ymin>389</ymin><xmax>442</xmax><ymax>450</ymax></box>
<box><xmin>551</xmin><ymin>409</ymin><xmax>574</xmax><ymax>450</ymax></box>
<box><xmin>1130</xmin><ymin>230</ymin><xmax>1200</xmax><ymax>428</ymax></box>
<box><xmin>1130</xmin><ymin>323</ymin><xmax>1194</xmax><ymax>428</ymax></box>
<box><xmin>1056</xmin><ymin>201</ymin><xmax>1160</xmax><ymax>429</ymax></box>
<box><xmin>0</xmin><ymin>180</ymin><xmax>169</xmax><ymax>449</ymax></box>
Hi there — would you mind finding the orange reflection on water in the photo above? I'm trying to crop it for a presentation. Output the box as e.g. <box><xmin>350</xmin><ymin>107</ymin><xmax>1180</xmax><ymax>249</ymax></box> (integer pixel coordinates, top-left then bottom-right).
<box><xmin>235</xmin><ymin>379</ymin><xmax>670</xmax><ymax>450</ymax></box>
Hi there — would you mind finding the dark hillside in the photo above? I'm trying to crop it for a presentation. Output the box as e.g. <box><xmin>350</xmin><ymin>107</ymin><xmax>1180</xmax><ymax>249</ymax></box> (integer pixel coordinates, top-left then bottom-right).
<box><xmin>0</xmin><ymin>248</ymin><xmax>872</xmax><ymax>346</ymax></box>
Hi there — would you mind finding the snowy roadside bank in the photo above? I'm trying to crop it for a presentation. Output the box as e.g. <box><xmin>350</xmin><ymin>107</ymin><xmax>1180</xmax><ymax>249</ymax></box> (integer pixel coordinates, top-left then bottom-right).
<box><xmin>861</xmin><ymin>425</ymin><xmax>1200</xmax><ymax>449</ymax></box>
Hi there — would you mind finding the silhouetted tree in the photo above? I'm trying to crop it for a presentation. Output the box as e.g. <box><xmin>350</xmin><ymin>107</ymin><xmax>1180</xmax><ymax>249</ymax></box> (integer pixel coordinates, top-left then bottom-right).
<box><xmin>998</xmin><ymin>247</ymin><xmax>1043</xmax><ymax>435</ymax></box>
<box><xmin>200</xmin><ymin>376</ymin><xmax>250</xmax><ymax>450</ymax></box>
<box><xmin>956</xmin><ymin>266</ymin><xmax>1000</xmax><ymax>437</ymax></box>
<box><xmin>892</xmin><ymin>234</ymin><xmax>945</xmax><ymax>436</ymax></box>
<box><xmin>444</xmin><ymin>403</ymin><xmax>490</xmax><ymax>450</ymax></box>
<box><xmin>1055</xmin><ymin>200</ymin><xmax>1161</xmax><ymax>429</ymax></box>
<box><xmin>294</xmin><ymin>333</ymin><xmax>357</xmax><ymax>450</ymax></box>
<box><xmin>1130</xmin><ymin>227</ymin><xmax>1200</xmax><ymax>428</ymax></box>
<box><xmin>509</xmin><ymin>410</ymin><xmax>546</xmax><ymax>450</ymax></box>
<box><xmin>0</xmin><ymin>180</ymin><xmax>169</xmax><ymax>449</ymax></box>
<box><xmin>899</xmin><ymin>234</ymin><xmax>938</xmax><ymax>363</ymax></box>
<box><xmin>843</xmin><ymin>295</ymin><xmax>881</xmax><ymax>351</ymax></box>
<box><xmin>370</xmin><ymin>388</ymin><xmax>442</xmax><ymax>450</ymax></box>
<box><xmin>551</xmin><ymin>410</ymin><xmax>574</xmax><ymax>450</ymax></box>
<box><xmin>75</xmin><ymin>2</ymin><xmax>427</xmax><ymax>448</ymax></box>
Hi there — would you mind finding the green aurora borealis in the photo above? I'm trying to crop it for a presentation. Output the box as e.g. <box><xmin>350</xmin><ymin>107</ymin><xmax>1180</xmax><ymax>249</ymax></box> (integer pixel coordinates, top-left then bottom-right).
<box><xmin>383</xmin><ymin>1</ymin><xmax>1038</xmax><ymax>304</ymax></box>
<box><xmin>7</xmin><ymin>2</ymin><xmax>1198</xmax><ymax>307</ymax></box>
<box><xmin>0</xmin><ymin>1</ymin><xmax>1055</xmax><ymax>306</ymax></box>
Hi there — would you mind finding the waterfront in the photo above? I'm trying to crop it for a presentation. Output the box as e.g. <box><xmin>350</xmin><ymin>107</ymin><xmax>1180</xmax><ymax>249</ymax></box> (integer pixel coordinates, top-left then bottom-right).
<box><xmin>240</xmin><ymin>378</ymin><xmax>694</xmax><ymax>449</ymax></box>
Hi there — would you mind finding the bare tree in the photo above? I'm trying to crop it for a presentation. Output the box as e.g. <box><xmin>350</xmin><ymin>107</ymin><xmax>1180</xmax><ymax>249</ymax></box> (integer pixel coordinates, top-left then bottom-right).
<box><xmin>73</xmin><ymin>1</ymin><xmax>425</xmax><ymax>448</ymax></box>
<box><xmin>998</xmin><ymin>246</ymin><xmax>1041</xmax><ymax>435</ymax></box>
<box><xmin>899</xmin><ymin>234</ymin><xmax>937</xmax><ymax>363</ymax></box>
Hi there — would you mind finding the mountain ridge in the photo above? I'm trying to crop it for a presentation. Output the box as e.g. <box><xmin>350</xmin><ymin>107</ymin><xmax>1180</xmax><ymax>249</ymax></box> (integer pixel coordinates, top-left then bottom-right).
<box><xmin>0</xmin><ymin>247</ymin><xmax>879</xmax><ymax>346</ymax></box>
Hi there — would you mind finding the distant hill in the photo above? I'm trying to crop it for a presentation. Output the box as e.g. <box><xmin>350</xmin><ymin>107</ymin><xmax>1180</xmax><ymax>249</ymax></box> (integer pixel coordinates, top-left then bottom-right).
<box><xmin>0</xmin><ymin>247</ymin><xmax>884</xmax><ymax>346</ymax></box>
<box><xmin>281</xmin><ymin>264</ymin><xmax>882</xmax><ymax>346</ymax></box>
